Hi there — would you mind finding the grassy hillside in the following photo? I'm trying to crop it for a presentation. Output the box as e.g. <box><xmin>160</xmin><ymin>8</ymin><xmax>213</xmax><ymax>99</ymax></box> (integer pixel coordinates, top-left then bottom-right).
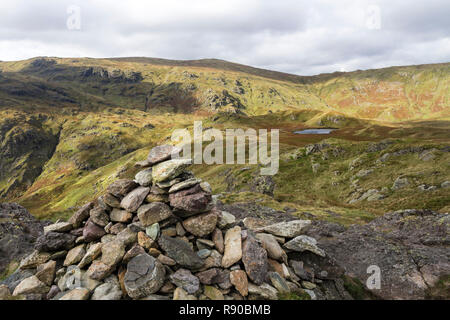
<box><xmin>0</xmin><ymin>57</ymin><xmax>448</xmax><ymax>224</ymax></box>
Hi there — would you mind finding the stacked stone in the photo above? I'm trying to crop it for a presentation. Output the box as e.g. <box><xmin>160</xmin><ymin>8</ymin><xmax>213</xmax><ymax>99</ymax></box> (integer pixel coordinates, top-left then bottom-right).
<box><xmin>7</xmin><ymin>145</ymin><xmax>327</xmax><ymax>300</ymax></box>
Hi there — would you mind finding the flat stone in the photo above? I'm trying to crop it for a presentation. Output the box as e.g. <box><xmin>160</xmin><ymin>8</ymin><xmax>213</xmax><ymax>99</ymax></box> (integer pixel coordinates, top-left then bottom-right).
<box><xmin>195</xmin><ymin>268</ymin><xmax>221</xmax><ymax>285</ymax></box>
<box><xmin>19</xmin><ymin>250</ymin><xmax>51</xmax><ymax>269</ymax></box>
<box><xmin>68</xmin><ymin>202</ymin><xmax>94</xmax><ymax>228</ymax></box>
<box><xmin>152</xmin><ymin>159</ymin><xmax>192</xmax><ymax>183</ymax></box>
<box><xmin>268</xmin><ymin>272</ymin><xmax>290</xmax><ymax>294</ymax></box>
<box><xmin>204</xmin><ymin>285</ymin><xmax>224</xmax><ymax>300</ymax></box>
<box><xmin>182</xmin><ymin>211</ymin><xmax>218</xmax><ymax>237</ymax></box>
<box><xmin>101</xmin><ymin>240</ymin><xmax>126</xmax><ymax>266</ymax></box>
<box><xmin>157</xmin><ymin>235</ymin><xmax>204</xmax><ymax>270</ymax></box>
<box><xmin>248</xmin><ymin>283</ymin><xmax>278</xmax><ymax>300</ymax></box>
<box><xmin>212</xmin><ymin>228</ymin><xmax>224</xmax><ymax>254</ymax></box>
<box><xmin>123</xmin><ymin>244</ymin><xmax>146</xmax><ymax>264</ymax></box>
<box><xmin>59</xmin><ymin>288</ymin><xmax>90</xmax><ymax>300</ymax></box>
<box><xmin>169</xmin><ymin>268</ymin><xmax>200</xmax><ymax>294</ymax></box>
<box><xmin>157</xmin><ymin>254</ymin><xmax>176</xmax><ymax>266</ymax></box>
<box><xmin>173</xmin><ymin>287</ymin><xmax>197</xmax><ymax>300</ymax></box>
<box><xmin>35</xmin><ymin>260</ymin><xmax>56</xmax><ymax>286</ymax></box>
<box><xmin>217</xmin><ymin>211</ymin><xmax>236</xmax><ymax>229</ymax></box>
<box><xmin>169</xmin><ymin>178</ymin><xmax>202</xmax><ymax>193</ymax></box>
<box><xmin>87</xmin><ymin>260</ymin><xmax>115</xmax><ymax>281</ymax></box>
<box><xmin>12</xmin><ymin>276</ymin><xmax>49</xmax><ymax>296</ymax></box>
<box><xmin>89</xmin><ymin>207</ymin><xmax>110</xmax><ymax>227</ymax></box>
<box><xmin>256</xmin><ymin>233</ymin><xmax>286</xmax><ymax>262</ymax></box>
<box><xmin>34</xmin><ymin>232</ymin><xmax>76</xmax><ymax>253</ymax></box>
<box><xmin>147</xmin><ymin>145</ymin><xmax>182</xmax><ymax>165</ymax></box>
<box><xmin>110</xmin><ymin>209</ymin><xmax>133</xmax><ymax>223</ymax></box>
<box><xmin>92</xmin><ymin>276</ymin><xmax>122</xmax><ymax>300</ymax></box>
<box><xmin>242</xmin><ymin>235</ymin><xmax>269</xmax><ymax>285</ymax></box>
<box><xmin>230</xmin><ymin>270</ymin><xmax>248</xmax><ymax>296</ymax></box>
<box><xmin>100</xmin><ymin>193</ymin><xmax>121</xmax><ymax>208</ymax></box>
<box><xmin>124</xmin><ymin>254</ymin><xmax>166</xmax><ymax>299</ymax></box>
<box><xmin>64</xmin><ymin>244</ymin><xmax>86</xmax><ymax>266</ymax></box>
<box><xmin>138</xmin><ymin>231</ymin><xmax>155</xmax><ymax>250</ymax></box>
<box><xmin>120</xmin><ymin>187</ymin><xmax>150</xmax><ymax>212</ymax></box>
<box><xmin>146</xmin><ymin>223</ymin><xmax>160</xmax><ymax>240</ymax></box>
<box><xmin>78</xmin><ymin>242</ymin><xmax>102</xmax><ymax>268</ymax></box>
<box><xmin>137</xmin><ymin>202</ymin><xmax>173</xmax><ymax>227</ymax></box>
<box><xmin>44</xmin><ymin>222</ymin><xmax>73</xmax><ymax>234</ymax></box>
<box><xmin>169</xmin><ymin>184</ymin><xmax>212</xmax><ymax>216</ymax></box>
<box><xmin>82</xmin><ymin>221</ymin><xmax>106</xmax><ymax>242</ymax></box>
<box><xmin>255</xmin><ymin>220</ymin><xmax>312</xmax><ymax>238</ymax></box>
<box><xmin>221</xmin><ymin>226</ymin><xmax>242</xmax><ymax>268</ymax></box>
<box><xmin>107</xmin><ymin>179</ymin><xmax>139</xmax><ymax>198</ymax></box>
<box><xmin>283</xmin><ymin>235</ymin><xmax>326</xmax><ymax>257</ymax></box>
<box><xmin>134</xmin><ymin>168</ymin><xmax>153</xmax><ymax>187</ymax></box>
<box><xmin>197</xmin><ymin>249</ymin><xmax>211</xmax><ymax>259</ymax></box>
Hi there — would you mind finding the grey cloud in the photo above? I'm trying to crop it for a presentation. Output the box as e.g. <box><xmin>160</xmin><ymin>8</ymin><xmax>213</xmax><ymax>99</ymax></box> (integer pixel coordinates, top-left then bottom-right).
<box><xmin>0</xmin><ymin>0</ymin><xmax>448</xmax><ymax>75</ymax></box>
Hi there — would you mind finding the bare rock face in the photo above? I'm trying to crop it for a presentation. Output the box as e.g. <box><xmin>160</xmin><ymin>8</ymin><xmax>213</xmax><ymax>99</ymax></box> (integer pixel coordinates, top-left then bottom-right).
<box><xmin>304</xmin><ymin>209</ymin><xmax>450</xmax><ymax>300</ymax></box>
<box><xmin>124</xmin><ymin>254</ymin><xmax>165</xmax><ymax>299</ymax></box>
<box><xmin>0</xmin><ymin>203</ymin><xmax>49</xmax><ymax>274</ymax></box>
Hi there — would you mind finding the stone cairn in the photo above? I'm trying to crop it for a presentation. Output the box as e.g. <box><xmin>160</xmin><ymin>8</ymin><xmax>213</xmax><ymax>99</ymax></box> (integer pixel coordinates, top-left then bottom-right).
<box><xmin>5</xmin><ymin>145</ymin><xmax>326</xmax><ymax>300</ymax></box>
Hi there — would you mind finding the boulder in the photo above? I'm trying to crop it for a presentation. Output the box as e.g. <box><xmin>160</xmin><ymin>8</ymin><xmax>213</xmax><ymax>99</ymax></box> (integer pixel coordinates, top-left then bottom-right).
<box><xmin>59</xmin><ymin>288</ymin><xmax>90</xmax><ymax>300</ymax></box>
<box><xmin>44</xmin><ymin>222</ymin><xmax>73</xmax><ymax>234</ymax></box>
<box><xmin>256</xmin><ymin>233</ymin><xmax>286</xmax><ymax>262</ymax></box>
<box><xmin>64</xmin><ymin>244</ymin><xmax>86</xmax><ymax>266</ymax></box>
<box><xmin>255</xmin><ymin>220</ymin><xmax>311</xmax><ymax>238</ymax></box>
<box><xmin>78</xmin><ymin>242</ymin><xmax>102</xmax><ymax>268</ymax></box>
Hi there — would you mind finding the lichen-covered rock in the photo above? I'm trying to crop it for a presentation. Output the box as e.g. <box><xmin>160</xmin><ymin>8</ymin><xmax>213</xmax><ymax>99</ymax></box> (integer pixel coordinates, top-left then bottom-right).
<box><xmin>169</xmin><ymin>184</ymin><xmax>212</xmax><ymax>216</ymax></box>
<box><xmin>242</xmin><ymin>235</ymin><xmax>268</xmax><ymax>285</ymax></box>
<box><xmin>182</xmin><ymin>211</ymin><xmax>218</xmax><ymax>237</ymax></box>
<box><xmin>34</xmin><ymin>232</ymin><xmax>76</xmax><ymax>253</ymax></box>
<box><xmin>12</xmin><ymin>276</ymin><xmax>49</xmax><ymax>296</ymax></box>
<box><xmin>120</xmin><ymin>187</ymin><xmax>150</xmax><ymax>212</ymax></box>
<box><xmin>283</xmin><ymin>235</ymin><xmax>326</xmax><ymax>257</ymax></box>
<box><xmin>158</xmin><ymin>235</ymin><xmax>204</xmax><ymax>270</ymax></box>
<box><xmin>107</xmin><ymin>179</ymin><xmax>138</xmax><ymax>198</ymax></box>
<box><xmin>169</xmin><ymin>268</ymin><xmax>200</xmax><ymax>294</ymax></box>
<box><xmin>152</xmin><ymin>159</ymin><xmax>192</xmax><ymax>183</ymax></box>
<box><xmin>124</xmin><ymin>254</ymin><xmax>165</xmax><ymax>299</ymax></box>
<box><xmin>147</xmin><ymin>145</ymin><xmax>181</xmax><ymax>165</ymax></box>
<box><xmin>255</xmin><ymin>220</ymin><xmax>311</xmax><ymax>238</ymax></box>
<box><xmin>134</xmin><ymin>168</ymin><xmax>153</xmax><ymax>187</ymax></box>
<box><xmin>137</xmin><ymin>202</ymin><xmax>173</xmax><ymax>227</ymax></box>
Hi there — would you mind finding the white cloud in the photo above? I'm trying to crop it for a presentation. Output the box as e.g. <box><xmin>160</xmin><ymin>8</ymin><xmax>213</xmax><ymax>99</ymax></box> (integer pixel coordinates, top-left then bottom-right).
<box><xmin>0</xmin><ymin>0</ymin><xmax>448</xmax><ymax>75</ymax></box>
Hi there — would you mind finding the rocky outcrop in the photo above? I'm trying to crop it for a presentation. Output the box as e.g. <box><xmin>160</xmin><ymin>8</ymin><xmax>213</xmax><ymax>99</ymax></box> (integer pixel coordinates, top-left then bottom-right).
<box><xmin>1</xmin><ymin>144</ymin><xmax>448</xmax><ymax>301</ymax></box>
<box><xmin>0</xmin><ymin>203</ymin><xmax>49</xmax><ymax>274</ymax></box>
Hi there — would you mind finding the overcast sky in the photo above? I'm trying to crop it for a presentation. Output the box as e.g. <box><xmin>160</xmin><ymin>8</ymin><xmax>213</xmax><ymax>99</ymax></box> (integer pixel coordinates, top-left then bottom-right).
<box><xmin>0</xmin><ymin>0</ymin><xmax>449</xmax><ymax>75</ymax></box>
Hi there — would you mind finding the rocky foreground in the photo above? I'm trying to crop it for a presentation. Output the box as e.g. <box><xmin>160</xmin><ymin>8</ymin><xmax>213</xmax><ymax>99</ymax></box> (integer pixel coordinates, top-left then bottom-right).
<box><xmin>0</xmin><ymin>144</ymin><xmax>449</xmax><ymax>300</ymax></box>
